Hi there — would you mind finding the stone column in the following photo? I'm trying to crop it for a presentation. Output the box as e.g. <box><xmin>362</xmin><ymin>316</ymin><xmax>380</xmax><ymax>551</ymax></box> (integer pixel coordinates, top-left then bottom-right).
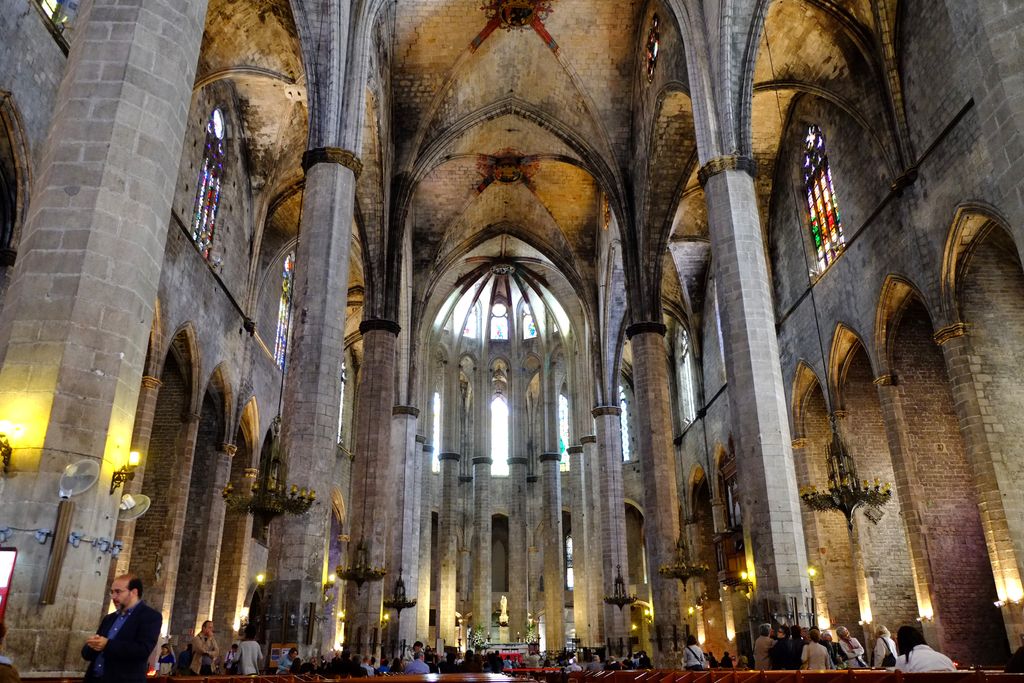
<box><xmin>700</xmin><ymin>159</ymin><xmax>811</xmax><ymax>616</ymax></box>
<box><xmin>593</xmin><ymin>408</ymin><xmax>629</xmax><ymax>656</ymax></box>
<box><xmin>567</xmin><ymin>444</ymin><xmax>589</xmax><ymax>644</ymax></box>
<box><xmin>581</xmin><ymin>434</ymin><xmax>604</xmax><ymax>644</ymax></box>
<box><xmin>213</xmin><ymin>446</ymin><xmax>257</xmax><ymax>642</ymax></box>
<box><xmin>437</xmin><ymin>451</ymin><xmax>460</xmax><ymax>646</ymax></box>
<box><xmin>626</xmin><ymin>322</ymin><xmax>684</xmax><ymax>663</ymax></box>
<box><xmin>0</xmin><ymin>0</ymin><xmax>207</xmax><ymax>671</ymax></box>
<box><xmin>936</xmin><ymin>325</ymin><xmax>1024</xmax><ymax>642</ymax></box>
<box><xmin>540</xmin><ymin>451</ymin><xmax>565</xmax><ymax>651</ymax></box>
<box><xmin>790</xmin><ymin>437</ymin><xmax>834</xmax><ymax>627</ymax></box>
<box><xmin>508</xmin><ymin>454</ymin><xmax>529</xmax><ymax>640</ymax></box>
<box><xmin>114</xmin><ymin>375</ymin><xmax>162</xmax><ymax>576</ymax></box>
<box><xmin>195</xmin><ymin>444</ymin><xmax>234</xmax><ymax>636</ymax></box>
<box><xmin>415</xmin><ymin>438</ymin><xmax>432</xmax><ymax>642</ymax></box>
<box><xmin>472</xmin><ymin>455</ymin><xmax>493</xmax><ymax>639</ymax></box>
<box><xmin>386</xmin><ymin>405</ymin><xmax>420</xmax><ymax>655</ymax></box>
<box><xmin>341</xmin><ymin>320</ymin><xmax>400</xmax><ymax>657</ymax></box>
<box><xmin>874</xmin><ymin>375</ymin><xmax>941</xmax><ymax>645</ymax></box>
<box><xmin>267</xmin><ymin>151</ymin><xmax>359</xmax><ymax>652</ymax></box>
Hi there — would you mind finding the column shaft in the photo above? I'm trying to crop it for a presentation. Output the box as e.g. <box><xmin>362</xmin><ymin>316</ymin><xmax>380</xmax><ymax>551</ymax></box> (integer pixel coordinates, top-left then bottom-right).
<box><xmin>114</xmin><ymin>376</ymin><xmax>162</xmax><ymax>576</ymax></box>
<box><xmin>508</xmin><ymin>456</ymin><xmax>529</xmax><ymax>640</ymax></box>
<box><xmin>567</xmin><ymin>444</ymin><xmax>589</xmax><ymax>644</ymax></box>
<box><xmin>342</xmin><ymin>322</ymin><xmax>400</xmax><ymax>656</ymax></box>
<box><xmin>415</xmin><ymin>441</ymin><xmax>433</xmax><ymax>641</ymax></box>
<box><xmin>0</xmin><ymin>0</ymin><xmax>208</xmax><ymax>671</ymax></box>
<box><xmin>437</xmin><ymin>452</ymin><xmax>461</xmax><ymax>645</ymax></box>
<box><xmin>472</xmin><ymin>457</ymin><xmax>493</xmax><ymax>639</ymax></box>
<box><xmin>386</xmin><ymin>407</ymin><xmax>420</xmax><ymax>655</ymax></box>
<box><xmin>593</xmin><ymin>409</ymin><xmax>628</xmax><ymax>655</ymax></box>
<box><xmin>540</xmin><ymin>452</ymin><xmax>564</xmax><ymax>651</ymax></box>
<box><xmin>702</xmin><ymin>166</ymin><xmax>810</xmax><ymax>607</ymax></box>
<box><xmin>581</xmin><ymin>435</ymin><xmax>604</xmax><ymax>645</ymax></box>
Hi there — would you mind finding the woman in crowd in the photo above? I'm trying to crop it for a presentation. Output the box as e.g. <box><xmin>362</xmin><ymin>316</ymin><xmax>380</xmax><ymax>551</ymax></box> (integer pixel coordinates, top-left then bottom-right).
<box><xmin>873</xmin><ymin>625</ymin><xmax>898</xmax><ymax>668</ymax></box>
<box><xmin>894</xmin><ymin>625</ymin><xmax>955</xmax><ymax>672</ymax></box>
<box><xmin>836</xmin><ymin>626</ymin><xmax>867</xmax><ymax>668</ymax></box>
<box><xmin>682</xmin><ymin>635</ymin><xmax>708</xmax><ymax>671</ymax></box>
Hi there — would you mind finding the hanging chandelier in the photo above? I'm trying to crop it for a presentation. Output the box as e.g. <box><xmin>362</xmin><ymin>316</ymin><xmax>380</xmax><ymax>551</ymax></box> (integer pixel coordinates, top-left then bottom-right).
<box><xmin>799</xmin><ymin>416</ymin><xmax>892</xmax><ymax>532</ymax></box>
<box><xmin>337</xmin><ymin>537</ymin><xmax>387</xmax><ymax>587</ymax></box>
<box><xmin>603</xmin><ymin>564</ymin><xmax>637</xmax><ymax>610</ymax></box>
<box><xmin>222</xmin><ymin>481</ymin><xmax>315</xmax><ymax>517</ymax></box>
<box><xmin>382</xmin><ymin>573</ymin><xmax>417</xmax><ymax>613</ymax></box>
<box><xmin>658</xmin><ymin>539</ymin><xmax>710</xmax><ymax>586</ymax></box>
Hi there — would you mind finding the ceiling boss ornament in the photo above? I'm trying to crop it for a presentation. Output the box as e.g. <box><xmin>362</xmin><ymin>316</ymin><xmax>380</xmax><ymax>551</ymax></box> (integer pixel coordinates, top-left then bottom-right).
<box><xmin>476</xmin><ymin>149</ymin><xmax>540</xmax><ymax>193</ymax></box>
<box><xmin>483</xmin><ymin>0</ymin><xmax>552</xmax><ymax>29</ymax></box>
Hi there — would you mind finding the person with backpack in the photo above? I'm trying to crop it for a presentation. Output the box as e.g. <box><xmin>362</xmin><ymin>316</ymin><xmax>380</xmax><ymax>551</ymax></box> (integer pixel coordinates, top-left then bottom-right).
<box><xmin>873</xmin><ymin>626</ymin><xmax>897</xmax><ymax>668</ymax></box>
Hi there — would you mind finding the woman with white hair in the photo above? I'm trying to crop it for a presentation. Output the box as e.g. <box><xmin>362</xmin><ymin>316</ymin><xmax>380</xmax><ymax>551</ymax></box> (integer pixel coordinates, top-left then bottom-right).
<box><xmin>873</xmin><ymin>626</ymin><xmax>897</xmax><ymax>668</ymax></box>
<box><xmin>835</xmin><ymin>626</ymin><xmax>867</xmax><ymax>668</ymax></box>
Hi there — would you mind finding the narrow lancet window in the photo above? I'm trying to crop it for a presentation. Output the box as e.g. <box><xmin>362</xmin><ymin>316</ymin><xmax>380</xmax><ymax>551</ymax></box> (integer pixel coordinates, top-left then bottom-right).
<box><xmin>491</xmin><ymin>395</ymin><xmax>509</xmax><ymax>476</ymax></box>
<box><xmin>803</xmin><ymin>125</ymin><xmax>845</xmax><ymax>270</ymax></box>
<box><xmin>619</xmin><ymin>385</ymin><xmax>631</xmax><ymax>461</ymax></box>
<box><xmin>273</xmin><ymin>252</ymin><xmax>295</xmax><ymax>369</ymax></box>
<box><xmin>192</xmin><ymin>108</ymin><xmax>226</xmax><ymax>261</ymax></box>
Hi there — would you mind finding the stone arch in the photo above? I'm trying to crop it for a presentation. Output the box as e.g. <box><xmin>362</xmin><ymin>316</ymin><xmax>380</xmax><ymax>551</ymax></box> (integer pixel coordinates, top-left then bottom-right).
<box><xmin>0</xmin><ymin>92</ymin><xmax>31</xmax><ymax>260</ymax></box>
<box><xmin>829</xmin><ymin>322</ymin><xmax>873</xmax><ymax>410</ymax></box>
<box><xmin>162</xmin><ymin>323</ymin><xmax>202</xmax><ymax>415</ymax></box>
<box><xmin>939</xmin><ymin>202</ymin><xmax>1013</xmax><ymax>322</ymax></box>
<box><xmin>624</xmin><ymin>501</ymin><xmax>647</xmax><ymax>589</ymax></box>
<box><xmin>873</xmin><ymin>274</ymin><xmax>930</xmax><ymax>377</ymax></box>
<box><xmin>202</xmin><ymin>361</ymin><xmax>235</xmax><ymax>444</ymax></box>
<box><xmin>790</xmin><ymin>359</ymin><xmax>824</xmax><ymax>439</ymax></box>
<box><xmin>685</xmin><ymin>463</ymin><xmax>707</xmax><ymax>519</ymax></box>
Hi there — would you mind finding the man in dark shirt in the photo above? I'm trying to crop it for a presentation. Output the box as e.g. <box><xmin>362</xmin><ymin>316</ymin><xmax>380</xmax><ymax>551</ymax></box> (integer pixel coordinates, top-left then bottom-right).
<box><xmin>82</xmin><ymin>575</ymin><xmax>162</xmax><ymax>683</ymax></box>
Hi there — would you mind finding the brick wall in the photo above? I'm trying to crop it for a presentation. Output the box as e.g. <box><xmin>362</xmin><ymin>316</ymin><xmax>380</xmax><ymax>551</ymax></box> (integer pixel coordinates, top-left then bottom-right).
<box><xmin>893</xmin><ymin>301</ymin><xmax>1005</xmax><ymax>664</ymax></box>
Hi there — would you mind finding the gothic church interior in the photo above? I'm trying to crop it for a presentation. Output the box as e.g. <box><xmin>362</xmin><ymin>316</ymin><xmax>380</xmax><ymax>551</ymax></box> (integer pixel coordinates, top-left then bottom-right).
<box><xmin>0</xmin><ymin>0</ymin><xmax>1023</xmax><ymax>674</ymax></box>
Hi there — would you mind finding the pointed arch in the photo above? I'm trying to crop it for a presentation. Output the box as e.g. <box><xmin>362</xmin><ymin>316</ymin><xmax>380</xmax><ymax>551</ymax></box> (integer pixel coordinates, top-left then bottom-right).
<box><xmin>940</xmin><ymin>202</ymin><xmax>1014</xmax><ymax>323</ymax></box>
<box><xmin>828</xmin><ymin>322</ymin><xmax>872</xmax><ymax>410</ymax></box>
<box><xmin>790</xmin><ymin>360</ymin><xmax>825</xmax><ymax>439</ymax></box>
<box><xmin>164</xmin><ymin>323</ymin><xmax>202</xmax><ymax>416</ymax></box>
<box><xmin>874</xmin><ymin>274</ymin><xmax>931</xmax><ymax>376</ymax></box>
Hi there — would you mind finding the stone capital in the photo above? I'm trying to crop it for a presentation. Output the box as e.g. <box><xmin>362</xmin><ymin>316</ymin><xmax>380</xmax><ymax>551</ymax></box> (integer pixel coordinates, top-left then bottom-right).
<box><xmin>539</xmin><ymin>452</ymin><xmax>561</xmax><ymax>463</ymax></box>
<box><xmin>873</xmin><ymin>374</ymin><xmax>894</xmax><ymax>386</ymax></box>
<box><xmin>392</xmin><ymin>405</ymin><xmax>420</xmax><ymax>417</ymax></box>
<box><xmin>472</xmin><ymin>456</ymin><xmax>493</xmax><ymax>466</ymax></box>
<box><xmin>566</xmin><ymin>445</ymin><xmax>584</xmax><ymax>455</ymax></box>
<box><xmin>415</xmin><ymin>434</ymin><xmax>427</xmax><ymax>444</ymax></box>
<box><xmin>592</xmin><ymin>405</ymin><xmax>622</xmax><ymax>417</ymax></box>
<box><xmin>508</xmin><ymin>456</ymin><xmax>528</xmax><ymax>465</ymax></box>
<box><xmin>527</xmin><ymin>474</ymin><xmax>539</xmax><ymax>483</ymax></box>
<box><xmin>359</xmin><ymin>318</ymin><xmax>401</xmax><ymax>336</ymax></box>
<box><xmin>302</xmin><ymin>146</ymin><xmax>363</xmax><ymax>178</ymax></box>
<box><xmin>697</xmin><ymin>154</ymin><xmax>757</xmax><ymax>187</ymax></box>
<box><xmin>791</xmin><ymin>438</ymin><xmax>808</xmax><ymax>450</ymax></box>
<box><xmin>933</xmin><ymin>322</ymin><xmax>968</xmax><ymax>345</ymax></box>
<box><xmin>220</xmin><ymin>443</ymin><xmax>238</xmax><ymax>457</ymax></box>
<box><xmin>438</xmin><ymin>451</ymin><xmax>461</xmax><ymax>462</ymax></box>
<box><xmin>580</xmin><ymin>435</ymin><xmax>597</xmax><ymax>445</ymax></box>
<box><xmin>422</xmin><ymin>444</ymin><xmax>435</xmax><ymax>454</ymax></box>
<box><xmin>459</xmin><ymin>475</ymin><xmax>473</xmax><ymax>483</ymax></box>
<box><xmin>141</xmin><ymin>375</ymin><xmax>162</xmax><ymax>389</ymax></box>
<box><xmin>832</xmin><ymin>410</ymin><xmax>848</xmax><ymax>420</ymax></box>
<box><xmin>625</xmin><ymin>321</ymin><xmax>667</xmax><ymax>339</ymax></box>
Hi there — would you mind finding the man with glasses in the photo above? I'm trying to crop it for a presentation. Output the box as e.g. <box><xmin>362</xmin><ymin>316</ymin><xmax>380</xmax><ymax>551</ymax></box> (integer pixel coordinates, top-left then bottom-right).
<box><xmin>82</xmin><ymin>575</ymin><xmax>162</xmax><ymax>683</ymax></box>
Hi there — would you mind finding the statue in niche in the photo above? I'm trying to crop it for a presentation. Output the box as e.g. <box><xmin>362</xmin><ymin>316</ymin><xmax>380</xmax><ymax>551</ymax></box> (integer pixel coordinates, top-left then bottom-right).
<box><xmin>499</xmin><ymin>595</ymin><xmax>509</xmax><ymax>626</ymax></box>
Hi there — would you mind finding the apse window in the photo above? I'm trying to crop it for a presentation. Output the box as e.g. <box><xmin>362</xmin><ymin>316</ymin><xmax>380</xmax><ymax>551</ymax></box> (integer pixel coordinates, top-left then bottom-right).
<box><xmin>803</xmin><ymin>125</ymin><xmax>845</xmax><ymax>271</ymax></box>
<box><xmin>273</xmin><ymin>251</ymin><xmax>295</xmax><ymax>369</ymax></box>
<box><xmin>558</xmin><ymin>393</ymin><xmax>570</xmax><ymax>472</ymax></box>
<box><xmin>191</xmin><ymin>108</ymin><xmax>226</xmax><ymax>263</ymax></box>
<box><xmin>523</xmin><ymin>312</ymin><xmax>537</xmax><ymax>340</ymax></box>
<box><xmin>463</xmin><ymin>304</ymin><xmax>479</xmax><ymax>338</ymax></box>
<box><xmin>678</xmin><ymin>328</ymin><xmax>696</xmax><ymax>425</ymax></box>
<box><xmin>619</xmin><ymin>385</ymin><xmax>631</xmax><ymax>461</ymax></box>
<box><xmin>645</xmin><ymin>14</ymin><xmax>660</xmax><ymax>83</ymax></box>
<box><xmin>491</xmin><ymin>395</ymin><xmax>510</xmax><ymax>476</ymax></box>
<box><xmin>565</xmin><ymin>535</ymin><xmax>574</xmax><ymax>590</ymax></box>
<box><xmin>490</xmin><ymin>302</ymin><xmax>509</xmax><ymax>340</ymax></box>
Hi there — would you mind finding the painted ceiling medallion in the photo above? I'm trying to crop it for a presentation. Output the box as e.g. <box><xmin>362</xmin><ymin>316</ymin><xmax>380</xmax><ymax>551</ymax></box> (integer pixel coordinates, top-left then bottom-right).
<box><xmin>476</xmin><ymin>149</ymin><xmax>540</xmax><ymax>193</ymax></box>
<box><xmin>483</xmin><ymin>0</ymin><xmax>553</xmax><ymax>30</ymax></box>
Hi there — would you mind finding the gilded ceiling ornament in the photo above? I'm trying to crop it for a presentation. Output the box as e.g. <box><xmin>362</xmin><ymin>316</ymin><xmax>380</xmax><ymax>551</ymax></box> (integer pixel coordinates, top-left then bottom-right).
<box><xmin>475</xmin><ymin>148</ymin><xmax>540</xmax><ymax>192</ymax></box>
<box><xmin>482</xmin><ymin>0</ymin><xmax>553</xmax><ymax>30</ymax></box>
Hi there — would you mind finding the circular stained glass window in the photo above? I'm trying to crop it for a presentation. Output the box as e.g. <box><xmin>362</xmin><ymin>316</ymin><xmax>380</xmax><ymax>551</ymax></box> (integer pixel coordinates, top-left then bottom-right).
<box><xmin>493</xmin><ymin>303</ymin><xmax>508</xmax><ymax>317</ymax></box>
<box><xmin>211</xmin><ymin>108</ymin><xmax>225</xmax><ymax>140</ymax></box>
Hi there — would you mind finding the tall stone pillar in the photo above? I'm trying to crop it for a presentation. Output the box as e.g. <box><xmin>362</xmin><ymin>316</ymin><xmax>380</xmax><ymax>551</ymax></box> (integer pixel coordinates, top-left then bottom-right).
<box><xmin>580</xmin><ymin>434</ymin><xmax>604</xmax><ymax>644</ymax></box>
<box><xmin>508</xmin><ymin>454</ymin><xmax>529</xmax><ymax>640</ymax></box>
<box><xmin>936</xmin><ymin>325</ymin><xmax>1024</xmax><ymax>642</ymax></box>
<box><xmin>341</xmin><ymin>320</ymin><xmax>400</xmax><ymax>656</ymax></box>
<box><xmin>386</xmin><ymin>405</ymin><xmax>420</xmax><ymax>655</ymax></box>
<box><xmin>437</xmin><ymin>451</ymin><xmax>461</xmax><ymax>646</ymax></box>
<box><xmin>700</xmin><ymin>160</ymin><xmax>811</xmax><ymax>616</ymax></box>
<box><xmin>626</xmin><ymin>323</ymin><xmax>684</xmax><ymax>663</ymax></box>
<box><xmin>114</xmin><ymin>375</ymin><xmax>162</xmax><ymax>575</ymax></box>
<box><xmin>874</xmin><ymin>375</ymin><xmax>941</xmax><ymax>646</ymax></box>
<box><xmin>567</xmin><ymin>444</ymin><xmax>589</xmax><ymax>644</ymax></box>
<box><xmin>540</xmin><ymin>451</ymin><xmax>565</xmax><ymax>651</ymax></box>
<box><xmin>415</xmin><ymin>438</ymin><xmax>433</xmax><ymax>642</ymax></box>
<box><xmin>472</xmin><ymin>456</ymin><xmax>493</xmax><ymax>639</ymax></box>
<box><xmin>267</xmin><ymin>151</ymin><xmax>359</xmax><ymax>652</ymax></box>
<box><xmin>0</xmin><ymin>0</ymin><xmax>208</xmax><ymax>672</ymax></box>
<box><xmin>592</xmin><ymin>408</ymin><xmax>629</xmax><ymax>655</ymax></box>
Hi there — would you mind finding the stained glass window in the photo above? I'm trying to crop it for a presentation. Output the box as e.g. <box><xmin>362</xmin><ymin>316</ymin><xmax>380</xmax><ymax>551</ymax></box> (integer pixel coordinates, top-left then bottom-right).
<box><xmin>645</xmin><ymin>14</ymin><xmax>660</xmax><ymax>83</ymax></box>
<box><xmin>191</xmin><ymin>108</ymin><xmax>226</xmax><ymax>261</ymax></box>
<box><xmin>432</xmin><ymin>391</ymin><xmax>442</xmax><ymax>473</ymax></box>
<box><xmin>463</xmin><ymin>304</ymin><xmax>478</xmax><ymax>338</ymax></box>
<box><xmin>336</xmin><ymin>361</ymin><xmax>348</xmax><ymax>444</ymax></box>
<box><xmin>273</xmin><ymin>252</ymin><xmax>295</xmax><ymax>369</ymax></box>
<box><xmin>565</xmin><ymin>535</ymin><xmax>574</xmax><ymax>590</ymax></box>
<box><xmin>558</xmin><ymin>393</ymin><xmax>570</xmax><ymax>472</ymax></box>
<box><xmin>491</xmin><ymin>302</ymin><xmax>509</xmax><ymax>340</ymax></box>
<box><xmin>523</xmin><ymin>312</ymin><xmax>537</xmax><ymax>339</ymax></box>
<box><xmin>619</xmin><ymin>385</ymin><xmax>631</xmax><ymax>461</ymax></box>
<box><xmin>679</xmin><ymin>329</ymin><xmax>696</xmax><ymax>425</ymax></box>
<box><xmin>803</xmin><ymin>125</ymin><xmax>845</xmax><ymax>270</ymax></box>
<box><xmin>491</xmin><ymin>395</ymin><xmax>509</xmax><ymax>476</ymax></box>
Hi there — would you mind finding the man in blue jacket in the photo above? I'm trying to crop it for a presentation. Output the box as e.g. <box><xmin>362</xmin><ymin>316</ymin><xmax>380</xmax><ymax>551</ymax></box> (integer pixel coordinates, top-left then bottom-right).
<box><xmin>82</xmin><ymin>575</ymin><xmax>162</xmax><ymax>683</ymax></box>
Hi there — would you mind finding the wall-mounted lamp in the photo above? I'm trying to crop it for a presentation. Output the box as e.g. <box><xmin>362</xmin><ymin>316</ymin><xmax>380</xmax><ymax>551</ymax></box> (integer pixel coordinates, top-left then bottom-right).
<box><xmin>110</xmin><ymin>451</ymin><xmax>141</xmax><ymax>495</ymax></box>
<box><xmin>323</xmin><ymin>573</ymin><xmax>337</xmax><ymax>602</ymax></box>
<box><xmin>808</xmin><ymin>566</ymin><xmax>819</xmax><ymax>579</ymax></box>
<box><xmin>255</xmin><ymin>572</ymin><xmax>266</xmax><ymax>586</ymax></box>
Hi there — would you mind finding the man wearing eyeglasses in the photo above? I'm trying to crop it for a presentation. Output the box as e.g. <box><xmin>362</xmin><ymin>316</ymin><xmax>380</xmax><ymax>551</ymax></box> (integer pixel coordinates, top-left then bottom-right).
<box><xmin>82</xmin><ymin>575</ymin><xmax>162</xmax><ymax>683</ymax></box>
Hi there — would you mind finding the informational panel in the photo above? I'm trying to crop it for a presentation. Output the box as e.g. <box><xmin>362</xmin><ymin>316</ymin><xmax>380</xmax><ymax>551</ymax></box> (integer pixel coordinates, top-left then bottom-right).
<box><xmin>0</xmin><ymin>547</ymin><xmax>16</xmax><ymax>624</ymax></box>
